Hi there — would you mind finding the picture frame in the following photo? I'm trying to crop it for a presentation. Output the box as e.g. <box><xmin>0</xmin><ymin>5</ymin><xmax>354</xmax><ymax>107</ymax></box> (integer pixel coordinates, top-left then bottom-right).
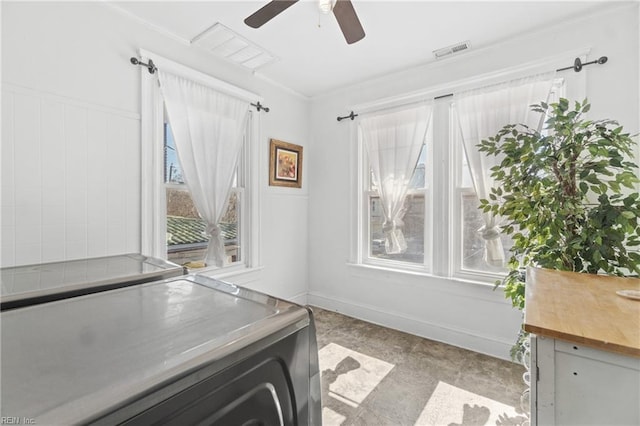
<box><xmin>269</xmin><ymin>139</ymin><xmax>303</xmax><ymax>188</ymax></box>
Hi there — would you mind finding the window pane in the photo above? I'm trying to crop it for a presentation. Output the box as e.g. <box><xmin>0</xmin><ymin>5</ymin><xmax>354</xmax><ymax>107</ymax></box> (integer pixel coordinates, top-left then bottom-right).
<box><xmin>222</xmin><ymin>191</ymin><xmax>240</xmax><ymax>263</ymax></box>
<box><xmin>460</xmin><ymin>149</ymin><xmax>473</xmax><ymax>188</ymax></box>
<box><xmin>370</xmin><ymin>143</ymin><xmax>427</xmax><ymax>191</ymax></box>
<box><xmin>370</xmin><ymin>195</ymin><xmax>424</xmax><ymax>264</ymax></box>
<box><xmin>164</xmin><ymin>124</ymin><xmax>184</xmax><ymax>184</ymax></box>
<box><xmin>163</xmin><ymin>119</ymin><xmax>241</xmax><ymax>267</ymax></box>
<box><xmin>409</xmin><ymin>144</ymin><xmax>427</xmax><ymax>189</ymax></box>
<box><xmin>166</xmin><ymin>188</ymin><xmax>240</xmax><ymax>266</ymax></box>
<box><xmin>166</xmin><ymin>187</ymin><xmax>208</xmax><ymax>265</ymax></box>
<box><xmin>461</xmin><ymin>192</ymin><xmax>511</xmax><ymax>274</ymax></box>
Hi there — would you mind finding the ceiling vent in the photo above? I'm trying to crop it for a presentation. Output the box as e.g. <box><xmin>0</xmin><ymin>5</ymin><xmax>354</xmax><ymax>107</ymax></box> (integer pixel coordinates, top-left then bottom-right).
<box><xmin>191</xmin><ymin>23</ymin><xmax>278</xmax><ymax>70</ymax></box>
<box><xmin>433</xmin><ymin>40</ymin><xmax>471</xmax><ymax>60</ymax></box>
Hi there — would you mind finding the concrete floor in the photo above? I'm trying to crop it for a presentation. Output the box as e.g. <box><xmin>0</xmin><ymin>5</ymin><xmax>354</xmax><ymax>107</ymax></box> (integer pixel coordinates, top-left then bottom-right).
<box><xmin>311</xmin><ymin>306</ymin><xmax>528</xmax><ymax>426</ymax></box>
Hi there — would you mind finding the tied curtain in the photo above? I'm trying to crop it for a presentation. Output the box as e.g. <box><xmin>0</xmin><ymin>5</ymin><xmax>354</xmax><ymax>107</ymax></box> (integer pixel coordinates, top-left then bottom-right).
<box><xmin>455</xmin><ymin>72</ymin><xmax>556</xmax><ymax>267</ymax></box>
<box><xmin>158</xmin><ymin>70</ymin><xmax>250</xmax><ymax>267</ymax></box>
<box><xmin>360</xmin><ymin>104</ymin><xmax>432</xmax><ymax>254</ymax></box>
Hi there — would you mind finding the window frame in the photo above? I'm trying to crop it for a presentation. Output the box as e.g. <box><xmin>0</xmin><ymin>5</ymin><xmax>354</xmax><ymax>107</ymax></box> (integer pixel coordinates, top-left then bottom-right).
<box><xmin>360</xmin><ymin>126</ymin><xmax>432</xmax><ymax>273</ymax></box>
<box><xmin>450</xmin><ymin>77</ymin><xmax>567</xmax><ymax>282</ymax></box>
<box><xmin>351</xmin><ymin>58</ymin><xmax>578</xmax><ymax>284</ymax></box>
<box><xmin>449</xmin><ymin>110</ymin><xmax>509</xmax><ymax>283</ymax></box>
<box><xmin>163</xmin><ymin>121</ymin><xmax>247</xmax><ymax>267</ymax></box>
<box><xmin>355</xmin><ymin>98</ymin><xmax>515</xmax><ymax>281</ymax></box>
<box><xmin>364</xmin><ymin>189</ymin><xmax>430</xmax><ymax>272</ymax></box>
<box><xmin>139</xmin><ymin>50</ymin><xmax>261</xmax><ymax>274</ymax></box>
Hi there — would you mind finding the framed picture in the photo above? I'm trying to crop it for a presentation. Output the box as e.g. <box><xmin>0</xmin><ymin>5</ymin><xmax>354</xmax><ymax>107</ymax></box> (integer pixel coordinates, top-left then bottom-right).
<box><xmin>269</xmin><ymin>139</ymin><xmax>303</xmax><ymax>188</ymax></box>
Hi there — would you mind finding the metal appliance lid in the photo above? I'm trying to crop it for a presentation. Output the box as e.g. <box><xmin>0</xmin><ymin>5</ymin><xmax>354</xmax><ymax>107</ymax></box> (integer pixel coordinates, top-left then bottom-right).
<box><xmin>0</xmin><ymin>253</ymin><xmax>185</xmax><ymax>307</ymax></box>
<box><xmin>1</xmin><ymin>274</ymin><xmax>309</xmax><ymax>424</ymax></box>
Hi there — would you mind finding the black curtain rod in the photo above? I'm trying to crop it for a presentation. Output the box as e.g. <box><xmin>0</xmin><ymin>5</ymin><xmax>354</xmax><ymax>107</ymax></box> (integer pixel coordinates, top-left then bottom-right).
<box><xmin>556</xmin><ymin>56</ymin><xmax>607</xmax><ymax>72</ymax></box>
<box><xmin>337</xmin><ymin>111</ymin><xmax>358</xmax><ymax>122</ymax></box>
<box><xmin>336</xmin><ymin>55</ymin><xmax>609</xmax><ymax>122</ymax></box>
<box><xmin>251</xmin><ymin>102</ymin><xmax>270</xmax><ymax>113</ymax></box>
<box><xmin>130</xmin><ymin>56</ymin><xmax>270</xmax><ymax>113</ymax></box>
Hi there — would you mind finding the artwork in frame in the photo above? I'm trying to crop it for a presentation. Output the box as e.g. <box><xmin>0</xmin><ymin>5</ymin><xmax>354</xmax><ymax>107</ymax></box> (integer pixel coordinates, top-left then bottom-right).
<box><xmin>269</xmin><ymin>139</ymin><xmax>303</xmax><ymax>188</ymax></box>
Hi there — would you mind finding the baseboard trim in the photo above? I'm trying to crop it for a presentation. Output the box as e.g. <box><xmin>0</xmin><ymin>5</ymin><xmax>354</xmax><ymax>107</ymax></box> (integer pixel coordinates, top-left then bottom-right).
<box><xmin>286</xmin><ymin>292</ymin><xmax>308</xmax><ymax>306</ymax></box>
<box><xmin>307</xmin><ymin>292</ymin><xmax>515</xmax><ymax>361</ymax></box>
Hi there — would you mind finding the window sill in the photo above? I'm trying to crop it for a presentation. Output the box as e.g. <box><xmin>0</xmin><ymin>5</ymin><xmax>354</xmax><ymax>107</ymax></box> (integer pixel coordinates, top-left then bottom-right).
<box><xmin>346</xmin><ymin>262</ymin><xmax>513</xmax><ymax>305</ymax></box>
<box><xmin>346</xmin><ymin>262</ymin><xmax>499</xmax><ymax>289</ymax></box>
<box><xmin>189</xmin><ymin>264</ymin><xmax>264</xmax><ymax>282</ymax></box>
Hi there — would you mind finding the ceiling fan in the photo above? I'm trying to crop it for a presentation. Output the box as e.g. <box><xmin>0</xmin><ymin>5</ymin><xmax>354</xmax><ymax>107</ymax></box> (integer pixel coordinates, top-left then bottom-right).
<box><xmin>244</xmin><ymin>0</ymin><xmax>365</xmax><ymax>45</ymax></box>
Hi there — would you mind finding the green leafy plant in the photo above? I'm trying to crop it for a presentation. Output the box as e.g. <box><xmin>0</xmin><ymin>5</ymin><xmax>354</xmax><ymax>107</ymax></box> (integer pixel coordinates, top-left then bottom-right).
<box><xmin>478</xmin><ymin>98</ymin><xmax>640</xmax><ymax>313</ymax></box>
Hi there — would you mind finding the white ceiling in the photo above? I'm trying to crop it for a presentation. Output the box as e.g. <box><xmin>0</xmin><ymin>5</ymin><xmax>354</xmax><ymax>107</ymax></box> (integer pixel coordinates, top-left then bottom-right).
<box><xmin>113</xmin><ymin>0</ymin><xmax>610</xmax><ymax>97</ymax></box>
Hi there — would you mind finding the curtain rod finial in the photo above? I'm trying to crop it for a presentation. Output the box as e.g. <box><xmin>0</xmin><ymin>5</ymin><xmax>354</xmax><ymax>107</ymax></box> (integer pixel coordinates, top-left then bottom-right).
<box><xmin>130</xmin><ymin>56</ymin><xmax>156</xmax><ymax>74</ymax></box>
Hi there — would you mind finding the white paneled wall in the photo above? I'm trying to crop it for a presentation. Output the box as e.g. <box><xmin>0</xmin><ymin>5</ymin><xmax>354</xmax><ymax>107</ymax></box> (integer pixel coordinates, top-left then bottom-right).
<box><xmin>2</xmin><ymin>1</ymin><xmax>311</xmax><ymax>303</ymax></box>
<box><xmin>1</xmin><ymin>85</ymin><xmax>141</xmax><ymax>267</ymax></box>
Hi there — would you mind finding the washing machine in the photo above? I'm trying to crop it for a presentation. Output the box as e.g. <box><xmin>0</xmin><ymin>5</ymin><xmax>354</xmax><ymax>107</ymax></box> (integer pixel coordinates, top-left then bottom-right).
<box><xmin>0</xmin><ymin>274</ymin><xmax>322</xmax><ymax>425</ymax></box>
<box><xmin>0</xmin><ymin>253</ymin><xmax>185</xmax><ymax>310</ymax></box>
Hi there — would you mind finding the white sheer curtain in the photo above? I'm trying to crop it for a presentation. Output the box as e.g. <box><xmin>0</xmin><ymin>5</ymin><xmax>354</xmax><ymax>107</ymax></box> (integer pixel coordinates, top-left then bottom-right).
<box><xmin>158</xmin><ymin>70</ymin><xmax>250</xmax><ymax>267</ymax></box>
<box><xmin>359</xmin><ymin>104</ymin><xmax>432</xmax><ymax>254</ymax></box>
<box><xmin>455</xmin><ymin>72</ymin><xmax>556</xmax><ymax>266</ymax></box>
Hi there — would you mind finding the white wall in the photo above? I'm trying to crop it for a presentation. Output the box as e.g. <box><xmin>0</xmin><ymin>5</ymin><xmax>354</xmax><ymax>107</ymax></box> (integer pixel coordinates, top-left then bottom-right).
<box><xmin>307</xmin><ymin>3</ymin><xmax>640</xmax><ymax>359</ymax></box>
<box><xmin>1</xmin><ymin>2</ymin><xmax>311</xmax><ymax>301</ymax></box>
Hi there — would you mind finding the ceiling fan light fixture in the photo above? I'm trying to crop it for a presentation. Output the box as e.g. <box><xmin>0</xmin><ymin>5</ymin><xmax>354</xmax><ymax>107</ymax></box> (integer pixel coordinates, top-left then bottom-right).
<box><xmin>318</xmin><ymin>0</ymin><xmax>335</xmax><ymax>14</ymax></box>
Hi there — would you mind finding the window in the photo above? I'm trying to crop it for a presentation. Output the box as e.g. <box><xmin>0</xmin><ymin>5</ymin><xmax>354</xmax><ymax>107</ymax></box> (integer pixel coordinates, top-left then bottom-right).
<box><xmin>360</xmin><ymin>101</ymin><xmax>511</xmax><ymax>279</ymax></box>
<box><xmin>140</xmin><ymin>51</ymin><xmax>259</xmax><ymax>273</ymax></box>
<box><xmin>367</xmin><ymin>137</ymin><xmax>430</xmax><ymax>267</ymax></box>
<box><xmin>163</xmin><ymin>122</ymin><xmax>244</xmax><ymax>267</ymax></box>
<box><xmin>451</xmin><ymin>117</ymin><xmax>513</xmax><ymax>278</ymax></box>
<box><xmin>358</xmin><ymin>77</ymin><xmax>564</xmax><ymax>282</ymax></box>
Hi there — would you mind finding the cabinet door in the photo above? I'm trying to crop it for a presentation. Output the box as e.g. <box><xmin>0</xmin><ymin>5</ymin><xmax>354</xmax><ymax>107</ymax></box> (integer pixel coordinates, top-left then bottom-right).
<box><xmin>554</xmin><ymin>342</ymin><xmax>640</xmax><ymax>426</ymax></box>
<box><xmin>531</xmin><ymin>335</ymin><xmax>556</xmax><ymax>426</ymax></box>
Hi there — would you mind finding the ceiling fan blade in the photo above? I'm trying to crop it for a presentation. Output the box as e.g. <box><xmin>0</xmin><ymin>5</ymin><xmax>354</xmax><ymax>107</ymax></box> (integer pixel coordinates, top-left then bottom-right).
<box><xmin>244</xmin><ymin>0</ymin><xmax>299</xmax><ymax>28</ymax></box>
<box><xmin>333</xmin><ymin>0</ymin><xmax>365</xmax><ymax>44</ymax></box>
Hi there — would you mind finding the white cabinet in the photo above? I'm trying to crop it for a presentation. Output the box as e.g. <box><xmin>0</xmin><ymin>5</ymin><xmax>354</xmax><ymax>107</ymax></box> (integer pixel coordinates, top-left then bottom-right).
<box><xmin>524</xmin><ymin>268</ymin><xmax>640</xmax><ymax>426</ymax></box>
<box><xmin>531</xmin><ymin>335</ymin><xmax>640</xmax><ymax>425</ymax></box>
